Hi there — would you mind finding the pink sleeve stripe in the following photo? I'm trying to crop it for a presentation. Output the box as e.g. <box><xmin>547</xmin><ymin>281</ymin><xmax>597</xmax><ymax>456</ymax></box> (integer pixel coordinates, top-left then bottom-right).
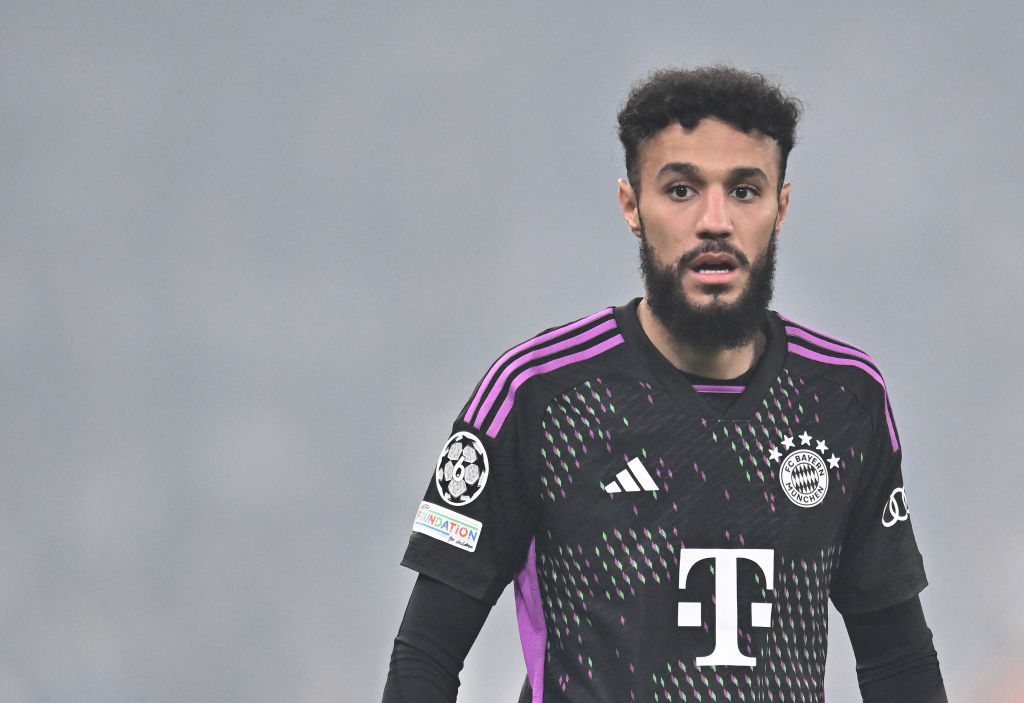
<box><xmin>788</xmin><ymin>342</ymin><xmax>899</xmax><ymax>452</ymax></box>
<box><xmin>468</xmin><ymin>318</ymin><xmax>618</xmax><ymax>428</ymax></box>
<box><xmin>463</xmin><ymin>308</ymin><xmax>615</xmax><ymax>423</ymax></box>
<box><xmin>779</xmin><ymin>314</ymin><xmax>867</xmax><ymax>352</ymax></box>
<box><xmin>784</xmin><ymin>324</ymin><xmax>879</xmax><ymax>369</ymax></box>
<box><xmin>485</xmin><ymin>334</ymin><xmax>625</xmax><ymax>438</ymax></box>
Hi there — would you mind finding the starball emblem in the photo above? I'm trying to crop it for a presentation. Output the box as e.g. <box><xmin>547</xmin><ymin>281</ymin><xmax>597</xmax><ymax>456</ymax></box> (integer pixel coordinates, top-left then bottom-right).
<box><xmin>435</xmin><ymin>431</ymin><xmax>489</xmax><ymax>507</ymax></box>
<box><xmin>768</xmin><ymin>431</ymin><xmax>839</xmax><ymax>508</ymax></box>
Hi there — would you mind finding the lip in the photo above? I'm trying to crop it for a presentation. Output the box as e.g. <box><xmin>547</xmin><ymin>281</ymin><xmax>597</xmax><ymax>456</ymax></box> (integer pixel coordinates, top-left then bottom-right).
<box><xmin>686</xmin><ymin>253</ymin><xmax>741</xmax><ymax>284</ymax></box>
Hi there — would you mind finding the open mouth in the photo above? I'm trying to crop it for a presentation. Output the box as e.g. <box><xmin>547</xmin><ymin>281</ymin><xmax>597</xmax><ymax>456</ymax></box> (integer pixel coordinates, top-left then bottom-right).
<box><xmin>689</xmin><ymin>253</ymin><xmax>739</xmax><ymax>275</ymax></box>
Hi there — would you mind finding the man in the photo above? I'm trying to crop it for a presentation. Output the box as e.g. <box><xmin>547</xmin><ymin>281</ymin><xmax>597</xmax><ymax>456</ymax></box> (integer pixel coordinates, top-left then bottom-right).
<box><xmin>384</xmin><ymin>66</ymin><xmax>946</xmax><ymax>702</ymax></box>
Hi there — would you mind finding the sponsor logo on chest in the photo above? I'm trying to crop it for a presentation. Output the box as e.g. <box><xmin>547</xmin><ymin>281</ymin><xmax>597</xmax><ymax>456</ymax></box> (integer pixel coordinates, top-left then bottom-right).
<box><xmin>678</xmin><ymin>548</ymin><xmax>775</xmax><ymax>666</ymax></box>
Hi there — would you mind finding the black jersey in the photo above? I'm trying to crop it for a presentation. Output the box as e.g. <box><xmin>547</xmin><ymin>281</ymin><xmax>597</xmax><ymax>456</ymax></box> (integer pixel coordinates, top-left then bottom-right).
<box><xmin>401</xmin><ymin>300</ymin><xmax>927</xmax><ymax>702</ymax></box>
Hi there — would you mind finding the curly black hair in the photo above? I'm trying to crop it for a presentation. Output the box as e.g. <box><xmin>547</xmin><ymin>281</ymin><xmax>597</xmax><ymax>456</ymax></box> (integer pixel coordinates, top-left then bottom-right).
<box><xmin>617</xmin><ymin>65</ymin><xmax>802</xmax><ymax>195</ymax></box>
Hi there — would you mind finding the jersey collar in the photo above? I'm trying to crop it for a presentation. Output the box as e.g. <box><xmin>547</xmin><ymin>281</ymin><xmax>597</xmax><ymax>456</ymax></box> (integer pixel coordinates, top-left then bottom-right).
<box><xmin>613</xmin><ymin>298</ymin><xmax>787</xmax><ymax>420</ymax></box>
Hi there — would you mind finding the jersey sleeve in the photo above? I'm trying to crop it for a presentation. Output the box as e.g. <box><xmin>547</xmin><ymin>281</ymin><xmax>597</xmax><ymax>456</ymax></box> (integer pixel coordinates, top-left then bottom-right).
<box><xmin>400</xmin><ymin>402</ymin><xmax>537</xmax><ymax>606</ymax></box>
<box><xmin>830</xmin><ymin>393</ymin><xmax>928</xmax><ymax>614</ymax></box>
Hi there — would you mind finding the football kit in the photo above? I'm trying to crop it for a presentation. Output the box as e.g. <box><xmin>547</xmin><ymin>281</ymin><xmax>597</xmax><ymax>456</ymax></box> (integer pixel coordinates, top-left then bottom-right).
<box><xmin>401</xmin><ymin>299</ymin><xmax>927</xmax><ymax>702</ymax></box>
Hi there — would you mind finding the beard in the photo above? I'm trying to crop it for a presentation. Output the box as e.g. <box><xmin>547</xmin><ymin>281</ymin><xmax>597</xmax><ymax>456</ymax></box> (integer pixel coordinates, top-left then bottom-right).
<box><xmin>639</xmin><ymin>228</ymin><xmax>777</xmax><ymax>353</ymax></box>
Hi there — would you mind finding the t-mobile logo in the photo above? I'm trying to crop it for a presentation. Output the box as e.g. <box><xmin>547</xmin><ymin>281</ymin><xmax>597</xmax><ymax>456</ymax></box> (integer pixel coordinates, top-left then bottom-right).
<box><xmin>677</xmin><ymin>548</ymin><xmax>775</xmax><ymax>666</ymax></box>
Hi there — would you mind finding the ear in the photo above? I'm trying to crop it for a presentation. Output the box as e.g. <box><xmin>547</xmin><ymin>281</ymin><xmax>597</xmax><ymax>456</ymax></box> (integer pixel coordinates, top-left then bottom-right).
<box><xmin>618</xmin><ymin>179</ymin><xmax>642</xmax><ymax>237</ymax></box>
<box><xmin>774</xmin><ymin>183</ymin><xmax>792</xmax><ymax>234</ymax></box>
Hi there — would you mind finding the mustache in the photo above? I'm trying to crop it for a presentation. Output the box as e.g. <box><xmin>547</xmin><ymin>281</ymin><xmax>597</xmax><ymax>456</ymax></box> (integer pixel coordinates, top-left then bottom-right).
<box><xmin>676</xmin><ymin>239</ymin><xmax>750</xmax><ymax>270</ymax></box>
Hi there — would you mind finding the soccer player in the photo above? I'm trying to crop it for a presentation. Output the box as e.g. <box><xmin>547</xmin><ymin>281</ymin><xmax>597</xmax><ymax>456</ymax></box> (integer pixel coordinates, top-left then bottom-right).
<box><xmin>383</xmin><ymin>66</ymin><xmax>946</xmax><ymax>702</ymax></box>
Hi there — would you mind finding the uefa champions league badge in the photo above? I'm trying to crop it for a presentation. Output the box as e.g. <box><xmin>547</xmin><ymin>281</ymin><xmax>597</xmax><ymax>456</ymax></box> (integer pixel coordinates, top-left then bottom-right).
<box><xmin>768</xmin><ymin>430</ymin><xmax>840</xmax><ymax>508</ymax></box>
<box><xmin>435</xmin><ymin>431</ymin><xmax>489</xmax><ymax>507</ymax></box>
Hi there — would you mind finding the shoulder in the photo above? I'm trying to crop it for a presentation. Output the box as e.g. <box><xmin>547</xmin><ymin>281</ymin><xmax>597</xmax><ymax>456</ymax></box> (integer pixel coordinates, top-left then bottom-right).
<box><xmin>775</xmin><ymin>312</ymin><xmax>900</xmax><ymax>451</ymax></box>
<box><xmin>776</xmin><ymin>313</ymin><xmax>886</xmax><ymax>387</ymax></box>
<box><xmin>459</xmin><ymin>306</ymin><xmax>626</xmax><ymax>440</ymax></box>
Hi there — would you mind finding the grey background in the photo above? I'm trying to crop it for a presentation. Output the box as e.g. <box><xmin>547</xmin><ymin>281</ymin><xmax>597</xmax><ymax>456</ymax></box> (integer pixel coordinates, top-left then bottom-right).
<box><xmin>3</xmin><ymin>1</ymin><xmax>1021</xmax><ymax>701</ymax></box>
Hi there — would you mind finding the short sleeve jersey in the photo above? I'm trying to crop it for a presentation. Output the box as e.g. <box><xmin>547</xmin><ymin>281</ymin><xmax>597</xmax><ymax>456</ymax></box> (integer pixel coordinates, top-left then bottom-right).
<box><xmin>401</xmin><ymin>300</ymin><xmax>927</xmax><ymax>703</ymax></box>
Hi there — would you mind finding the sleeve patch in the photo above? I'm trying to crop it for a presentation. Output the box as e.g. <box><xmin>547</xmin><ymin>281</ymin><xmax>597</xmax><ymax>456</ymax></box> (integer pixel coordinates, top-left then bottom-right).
<box><xmin>435</xmin><ymin>431</ymin><xmax>489</xmax><ymax>506</ymax></box>
<box><xmin>412</xmin><ymin>501</ymin><xmax>483</xmax><ymax>553</ymax></box>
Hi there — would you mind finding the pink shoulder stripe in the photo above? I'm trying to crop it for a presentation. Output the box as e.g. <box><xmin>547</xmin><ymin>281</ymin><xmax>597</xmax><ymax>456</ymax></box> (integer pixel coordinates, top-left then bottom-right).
<box><xmin>484</xmin><ymin>334</ymin><xmax>624</xmax><ymax>438</ymax></box>
<box><xmin>462</xmin><ymin>306</ymin><xmax>610</xmax><ymax>423</ymax></box>
<box><xmin>788</xmin><ymin>342</ymin><xmax>899</xmax><ymax>452</ymax></box>
<box><xmin>779</xmin><ymin>314</ymin><xmax>865</xmax><ymax>348</ymax></box>
<box><xmin>463</xmin><ymin>308</ymin><xmax>615</xmax><ymax>424</ymax></box>
<box><xmin>783</xmin><ymin>324</ymin><xmax>878</xmax><ymax>369</ymax></box>
<box><xmin>468</xmin><ymin>319</ymin><xmax>617</xmax><ymax>428</ymax></box>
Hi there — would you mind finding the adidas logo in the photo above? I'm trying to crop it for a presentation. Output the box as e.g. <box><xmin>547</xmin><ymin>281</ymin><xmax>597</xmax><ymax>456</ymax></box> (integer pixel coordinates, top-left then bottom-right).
<box><xmin>604</xmin><ymin>458</ymin><xmax>659</xmax><ymax>494</ymax></box>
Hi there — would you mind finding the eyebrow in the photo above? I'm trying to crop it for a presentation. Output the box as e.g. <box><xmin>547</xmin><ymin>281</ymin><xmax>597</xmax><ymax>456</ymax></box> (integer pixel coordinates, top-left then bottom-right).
<box><xmin>656</xmin><ymin>162</ymin><xmax>701</xmax><ymax>180</ymax></box>
<box><xmin>655</xmin><ymin>162</ymin><xmax>770</xmax><ymax>184</ymax></box>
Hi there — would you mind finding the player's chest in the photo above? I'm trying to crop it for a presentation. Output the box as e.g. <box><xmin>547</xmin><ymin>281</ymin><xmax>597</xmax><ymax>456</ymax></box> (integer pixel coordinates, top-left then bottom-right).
<box><xmin>535</xmin><ymin>377</ymin><xmax>873</xmax><ymax>548</ymax></box>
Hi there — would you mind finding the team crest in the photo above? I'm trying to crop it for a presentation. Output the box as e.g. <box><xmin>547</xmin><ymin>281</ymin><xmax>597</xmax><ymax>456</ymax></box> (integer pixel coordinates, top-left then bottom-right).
<box><xmin>435</xmin><ymin>431</ymin><xmax>489</xmax><ymax>506</ymax></box>
<box><xmin>768</xmin><ymin>431</ymin><xmax>839</xmax><ymax>508</ymax></box>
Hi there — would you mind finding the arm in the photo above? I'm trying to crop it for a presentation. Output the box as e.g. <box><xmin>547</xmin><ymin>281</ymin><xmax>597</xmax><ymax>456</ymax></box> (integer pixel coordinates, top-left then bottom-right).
<box><xmin>383</xmin><ymin>574</ymin><xmax>493</xmax><ymax>703</ymax></box>
<box><xmin>842</xmin><ymin>595</ymin><xmax>947</xmax><ymax>703</ymax></box>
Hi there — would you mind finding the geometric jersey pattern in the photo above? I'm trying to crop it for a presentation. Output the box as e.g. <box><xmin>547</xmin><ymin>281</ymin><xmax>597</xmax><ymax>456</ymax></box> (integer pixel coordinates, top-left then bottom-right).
<box><xmin>535</xmin><ymin>370</ymin><xmax>843</xmax><ymax>701</ymax></box>
<box><xmin>402</xmin><ymin>301</ymin><xmax>928</xmax><ymax>703</ymax></box>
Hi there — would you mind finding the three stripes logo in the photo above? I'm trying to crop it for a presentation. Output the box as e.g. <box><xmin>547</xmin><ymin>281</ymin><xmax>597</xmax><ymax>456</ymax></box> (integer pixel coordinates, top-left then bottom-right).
<box><xmin>604</xmin><ymin>457</ymin><xmax>659</xmax><ymax>494</ymax></box>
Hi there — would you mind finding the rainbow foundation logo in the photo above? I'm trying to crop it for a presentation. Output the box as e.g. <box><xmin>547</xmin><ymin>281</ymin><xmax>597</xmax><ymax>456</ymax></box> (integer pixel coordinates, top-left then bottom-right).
<box><xmin>412</xmin><ymin>501</ymin><xmax>482</xmax><ymax>553</ymax></box>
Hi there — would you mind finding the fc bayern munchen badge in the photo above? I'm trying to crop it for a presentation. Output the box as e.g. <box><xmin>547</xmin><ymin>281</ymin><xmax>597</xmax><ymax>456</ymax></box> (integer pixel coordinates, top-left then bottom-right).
<box><xmin>435</xmin><ymin>432</ymin><xmax>489</xmax><ymax>507</ymax></box>
<box><xmin>769</xmin><ymin>431</ymin><xmax>838</xmax><ymax>508</ymax></box>
<box><xmin>779</xmin><ymin>449</ymin><xmax>829</xmax><ymax>508</ymax></box>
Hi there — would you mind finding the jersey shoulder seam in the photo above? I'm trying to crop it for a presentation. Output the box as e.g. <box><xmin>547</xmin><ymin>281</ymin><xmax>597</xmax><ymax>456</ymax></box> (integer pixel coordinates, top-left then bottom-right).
<box><xmin>779</xmin><ymin>314</ymin><xmax>899</xmax><ymax>452</ymax></box>
<box><xmin>460</xmin><ymin>307</ymin><xmax>625</xmax><ymax>439</ymax></box>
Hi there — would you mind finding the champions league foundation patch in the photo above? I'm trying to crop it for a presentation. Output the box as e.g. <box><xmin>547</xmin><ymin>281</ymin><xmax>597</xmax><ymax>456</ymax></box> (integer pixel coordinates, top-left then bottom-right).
<box><xmin>435</xmin><ymin>431</ymin><xmax>489</xmax><ymax>507</ymax></box>
<box><xmin>412</xmin><ymin>502</ymin><xmax>482</xmax><ymax>552</ymax></box>
<box><xmin>768</xmin><ymin>430</ymin><xmax>840</xmax><ymax>508</ymax></box>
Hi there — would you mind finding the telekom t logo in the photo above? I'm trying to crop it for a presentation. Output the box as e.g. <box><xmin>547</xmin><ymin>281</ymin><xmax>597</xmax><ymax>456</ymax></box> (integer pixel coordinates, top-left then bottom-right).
<box><xmin>677</xmin><ymin>548</ymin><xmax>775</xmax><ymax>666</ymax></box>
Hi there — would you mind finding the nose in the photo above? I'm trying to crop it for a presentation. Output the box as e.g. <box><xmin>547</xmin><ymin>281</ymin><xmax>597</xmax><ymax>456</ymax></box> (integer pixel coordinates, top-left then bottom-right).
<box><xmin>697</xmin><ymin>187</ymin><xmax>733</xmax><ymax>237</ymax></box>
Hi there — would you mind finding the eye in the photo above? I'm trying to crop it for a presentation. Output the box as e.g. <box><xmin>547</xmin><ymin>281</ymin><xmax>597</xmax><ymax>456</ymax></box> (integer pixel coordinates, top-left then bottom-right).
<box><xmin>731</xmin><ymin>186</ymin><xmax>759</xmax><ymax>201</ymax></box>
<box><xmin>669</xmin><ymin>184</ymin><xmax>695</xmax><ymax>200</ymax></box>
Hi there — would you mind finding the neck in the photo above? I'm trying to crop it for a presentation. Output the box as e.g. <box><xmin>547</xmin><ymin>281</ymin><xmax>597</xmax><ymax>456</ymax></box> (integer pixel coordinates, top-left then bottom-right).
<box><xmin>637</xmin><ymin>297</ymin><xmax>766</xmax><ymax>379</ymax></box>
